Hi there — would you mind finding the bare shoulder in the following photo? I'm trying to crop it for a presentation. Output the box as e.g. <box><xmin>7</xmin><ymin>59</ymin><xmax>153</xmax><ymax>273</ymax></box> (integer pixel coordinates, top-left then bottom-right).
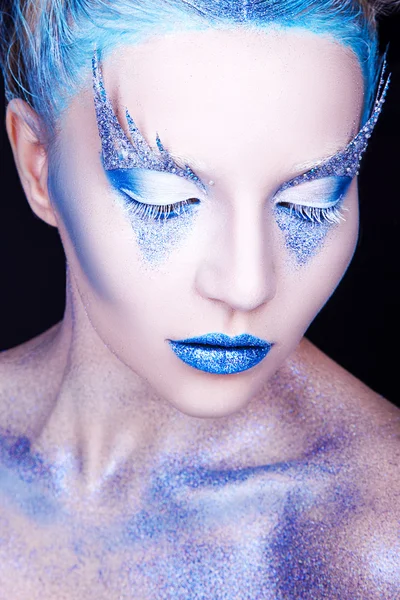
<box><xmin>292</xmin><ymin>338</ymin><xmax>400</xmax><ymax>472</ymax></box>
<box><xmin>0</xmin><ymin>324</ymin><xmax>63</xmax><ymax>435</ymax></box>
<box><xmin>280</xmin><ymin>339</ymin><xmax>400</xmax><ymax>595</ymax></box>
<box><xmin>292</xmin><ymin>337</ymin><xmax>400</xmax><ymax>423</ymax></box>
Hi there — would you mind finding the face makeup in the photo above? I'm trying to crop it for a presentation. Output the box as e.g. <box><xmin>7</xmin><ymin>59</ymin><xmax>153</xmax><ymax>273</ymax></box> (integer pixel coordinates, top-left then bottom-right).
<box><xmin>48</xmin><ymin>29</ymin><xmax>380</xmax><ymax>417</ymax></box>
<box><xmin>92</xmin><ymin>51</ymin><xmax>208</xmax><ymax>264</ymax></box>
<box><xmin>92</xmin><ymin>47</ymin><xmax>389</xmax><ymax>268</ymax></box>
<box><xmin>168</xmin><ymin>333</ymin><xmax>273</xmax><ymax>375</ymax></box>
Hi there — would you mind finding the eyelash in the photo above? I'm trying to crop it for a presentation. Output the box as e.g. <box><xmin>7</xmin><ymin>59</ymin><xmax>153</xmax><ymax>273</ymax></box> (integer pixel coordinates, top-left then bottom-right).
<box><xmin>277</xmin><ymin>201</ymin><xmax>347</xmax><ymax>225</ymax></box>
<box><xmin>122</xmin><ymin>191</ymin><xmax>346</xmax><ymax>226</ymax></box>
<box><xmin>121</xmin><ymin>193</ymin><xmax>200</xmax><ymax>221</ymax></box>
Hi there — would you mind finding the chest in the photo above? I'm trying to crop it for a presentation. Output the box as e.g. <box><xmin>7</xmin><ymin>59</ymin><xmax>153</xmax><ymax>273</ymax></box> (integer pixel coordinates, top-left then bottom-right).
<box><xmin>0</xmin><ymin>481</ymin><xmax>378</xmax><ymax>600</ymax></box>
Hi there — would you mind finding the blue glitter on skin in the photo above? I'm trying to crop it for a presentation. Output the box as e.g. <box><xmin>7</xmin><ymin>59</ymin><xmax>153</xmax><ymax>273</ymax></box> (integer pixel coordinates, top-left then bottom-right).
<box><xmin>0</xmin><ymin>435</ymin><xmax>50</xmax><ymax>485</ymax></box>
<box><xmin>168</xmin><ymin>333</ymin><xmax>273</xmax><ymax>374</ymax></box>
<box><xmin>268</xmin><ymin>486</ymin><xmax>362</xmax><ymax>598</ymax></box>
<box><xmin>0</xmin><ymin>435</ymin><xmax>58</xmax><ymax>523</ymax></box>
<box><xmin>133</xmin><ymin>210</ymin><xmax>200</xmax><ymax>264</ymax></box>
<box><xmin>0</xmin><ymin>425</ymin><xmax>380</xmax><ymax>598</ymax></box>
<box><xmin>119</xmin><ymin>453</ymin><xmax>326</xmax><ymax>546</ymax></box>
<box><xmin>114</xmin><ymin>439</ymin><xmax>359</xmax><ymax>598</ymax></box>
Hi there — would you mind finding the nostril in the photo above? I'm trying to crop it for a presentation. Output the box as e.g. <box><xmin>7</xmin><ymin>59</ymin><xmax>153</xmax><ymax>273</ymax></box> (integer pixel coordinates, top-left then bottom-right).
<box><xmin>195</xmin><ymin>212</ymin><xmax>277</xmax><ymax>311</ymax></box>
<box><xmin>196</xmin><ymin>259</ymin><xmax>276</xmax><ymax>313</ymax></box>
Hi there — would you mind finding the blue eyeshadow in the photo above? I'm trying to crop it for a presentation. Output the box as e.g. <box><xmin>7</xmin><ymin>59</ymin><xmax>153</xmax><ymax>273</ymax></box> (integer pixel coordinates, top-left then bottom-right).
<box><xmin>106</xmin><ymin>166</ymin><xmax>145</xmax><ymax>199</ymax></box>
<box><xmin>277</xmin><ymin>176</ymin><xmax>351</xmax><ymax>209</ymax></box>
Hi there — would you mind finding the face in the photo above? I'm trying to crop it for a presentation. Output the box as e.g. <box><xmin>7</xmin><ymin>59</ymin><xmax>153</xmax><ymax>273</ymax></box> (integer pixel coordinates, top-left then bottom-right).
<box><xmin>48</xmin><ymin>27</ymin><xmax>365</xmax><ymax>417</ymax></box>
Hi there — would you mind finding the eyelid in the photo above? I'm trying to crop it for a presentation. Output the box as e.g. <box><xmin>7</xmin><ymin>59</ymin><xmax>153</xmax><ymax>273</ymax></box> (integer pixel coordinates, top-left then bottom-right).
<box><xmin>277</xmin><ymin>197</ymin><xmax>340</xmax><ymax>209</ymax></box>
<box><xmin>107</xmin><ymin>167</ymin><xmax>205</xmax><ymax>206</ymax></box>
<box><xmin>274</xmin><ymin>176</ymin><xmax>351</xmax><ymax>206</ymax></box>
<box><xmin>120</xmin><ymin>186</ymin><xmax>202</xmax><ymax>207</ymax></box>
<box><xmin>277</xmin><ymin>158</ymin><xmax>355</xmax><ymax>195</ymax></box>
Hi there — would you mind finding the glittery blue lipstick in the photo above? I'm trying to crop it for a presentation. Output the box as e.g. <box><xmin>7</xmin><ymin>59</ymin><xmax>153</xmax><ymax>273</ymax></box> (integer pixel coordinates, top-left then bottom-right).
<box><xmin>168</xmin><ymin>333</ymin><xmax>273</xmax><ymax>374</ymax></box>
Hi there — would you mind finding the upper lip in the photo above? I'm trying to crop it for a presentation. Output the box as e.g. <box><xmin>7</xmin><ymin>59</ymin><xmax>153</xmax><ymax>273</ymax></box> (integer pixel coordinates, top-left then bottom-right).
<box><xmin>169</xmin><ymin>333</ymin><xmax>272</xmax><ymax>349</ymax></box>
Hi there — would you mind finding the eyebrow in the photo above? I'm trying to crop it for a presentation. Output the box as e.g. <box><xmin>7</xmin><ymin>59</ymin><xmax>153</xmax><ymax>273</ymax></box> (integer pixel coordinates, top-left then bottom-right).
<box><xmin>280</xmin><ymin>66</ymin><xmax>390</xmax><ymax>191</ymax></box>
<box><xmin>92</xmin><ymin>52</ymin><xmax>207</xmax><ymax>194</ymax></box>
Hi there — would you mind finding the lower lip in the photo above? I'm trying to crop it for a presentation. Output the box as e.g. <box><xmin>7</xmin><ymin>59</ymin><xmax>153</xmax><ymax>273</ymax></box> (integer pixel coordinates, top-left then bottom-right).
<box><xmin>168</xmin><ymin>342</ymin><xmax>272</xmax><ymax>375</ymax></box>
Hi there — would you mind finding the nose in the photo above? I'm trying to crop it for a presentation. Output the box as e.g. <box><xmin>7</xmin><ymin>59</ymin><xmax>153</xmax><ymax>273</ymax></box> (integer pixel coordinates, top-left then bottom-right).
<box><xmin>194</xmin><ymin>200</ymin><xmax>277</xmax><ymax>313</ymax></box>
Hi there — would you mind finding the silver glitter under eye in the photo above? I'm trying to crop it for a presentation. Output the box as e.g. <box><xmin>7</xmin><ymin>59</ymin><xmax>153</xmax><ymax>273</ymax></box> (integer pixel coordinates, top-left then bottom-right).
<box><xmin>274</xmin><ymin>210</ymin><xmax>336</xmax><ymax>266</ymax></box>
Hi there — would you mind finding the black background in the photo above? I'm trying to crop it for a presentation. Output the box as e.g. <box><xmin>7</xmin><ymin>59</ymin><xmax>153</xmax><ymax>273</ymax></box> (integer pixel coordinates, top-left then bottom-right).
<box><xmin>0</xmin><ymin>17</ymin><xmax>399</xmax><ymax>407</ymax></box>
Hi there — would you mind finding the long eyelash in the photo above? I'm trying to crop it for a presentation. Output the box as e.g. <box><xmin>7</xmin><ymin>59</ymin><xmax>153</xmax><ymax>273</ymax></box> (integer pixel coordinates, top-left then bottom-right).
<box><xmin>122</xmin><ymin>196</ymin><xmax>199</xmax><ymax>222</ymax></box>
<box><xmin>281</xmin><ymin>203</ymin><xmax>347</xmax><ymax>225</ymax></box>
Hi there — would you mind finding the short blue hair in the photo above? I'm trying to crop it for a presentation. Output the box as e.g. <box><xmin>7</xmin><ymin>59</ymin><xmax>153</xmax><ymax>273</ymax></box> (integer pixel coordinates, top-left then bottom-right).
<box><xmin>0</xmin><ymin>0</ymin><xmax>384</xmax><ymax>136</ymax></box>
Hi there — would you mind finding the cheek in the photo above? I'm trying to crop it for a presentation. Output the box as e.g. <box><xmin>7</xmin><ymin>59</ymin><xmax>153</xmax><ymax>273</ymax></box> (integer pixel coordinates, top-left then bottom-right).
<box><xmin>46</xmin><ymin>159</ymin><xmax>199</xmax><ymax>352</ymax></box>
<box><xmin>48</xmin><ymin>157</ymin><xmax>145</xmax><ymax>301</ymax></box>
<box><xmin>47</xmin><ymin>159</ymin><xmax>103</xmax><ymax>292</ymax></box>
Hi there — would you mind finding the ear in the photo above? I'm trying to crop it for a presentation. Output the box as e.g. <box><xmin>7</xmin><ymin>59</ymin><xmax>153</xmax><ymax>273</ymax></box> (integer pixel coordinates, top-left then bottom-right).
<box><xmin>6</xmin><ymin>99</ymin><xmax>58</xmax><ymax>227</ymax></box>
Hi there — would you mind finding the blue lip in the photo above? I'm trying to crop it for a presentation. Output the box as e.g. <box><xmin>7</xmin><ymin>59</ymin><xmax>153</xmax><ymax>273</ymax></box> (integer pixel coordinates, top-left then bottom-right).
<box><xmin>168</xmin><ymin>333</ymin><xmax>273</xmax><ymax>375</ymax></box>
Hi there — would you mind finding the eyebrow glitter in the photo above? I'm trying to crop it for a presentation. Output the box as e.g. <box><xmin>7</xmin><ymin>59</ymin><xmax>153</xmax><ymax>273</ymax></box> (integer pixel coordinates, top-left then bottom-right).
<box><xmin>92</xmin><ymin>50</ymin><xmax>389</xmax><ymax>268</ymax></box>
<box><xmin>92</xmin><ymin>51</ymin><xmax>206</xmax><ymax>194</ymax></box>
<box><xmin>281</xmin><ymin>64</ymin><xmax>390</xmax><ymax>192</ymax></box>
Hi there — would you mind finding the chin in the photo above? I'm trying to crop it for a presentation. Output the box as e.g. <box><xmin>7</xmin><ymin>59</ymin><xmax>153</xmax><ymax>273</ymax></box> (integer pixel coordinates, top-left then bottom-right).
<box><xmin>169</xmin><ymin>396</ymin><xmax>250</xmax><ymax>419</ymax></box>
<box><xmin>157</xmin><ymin>367</ymin><xmax>270</xmax><ymax>419</ymax></box>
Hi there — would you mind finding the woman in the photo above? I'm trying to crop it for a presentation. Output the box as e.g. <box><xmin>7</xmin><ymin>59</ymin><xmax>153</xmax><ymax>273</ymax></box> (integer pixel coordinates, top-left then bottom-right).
<box><xmin>0</xmin><ymin>0</ymin><xmax>399</xmax><ymax>597</ymax></box>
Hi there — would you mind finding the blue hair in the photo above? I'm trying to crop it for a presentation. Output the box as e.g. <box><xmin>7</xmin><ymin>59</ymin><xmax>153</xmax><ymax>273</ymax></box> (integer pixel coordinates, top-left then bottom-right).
<box><xmin>0</xmin><ymin>0</ymin><xmax>385</xmax><ymax>136</ymax></box>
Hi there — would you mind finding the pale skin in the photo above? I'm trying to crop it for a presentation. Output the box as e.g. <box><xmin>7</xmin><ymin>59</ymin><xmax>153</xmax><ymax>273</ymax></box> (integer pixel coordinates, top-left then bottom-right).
<box><xmin>0</xmin><ymin>27</ymin><xmax>399</xmax><ymax>599</ymax></box>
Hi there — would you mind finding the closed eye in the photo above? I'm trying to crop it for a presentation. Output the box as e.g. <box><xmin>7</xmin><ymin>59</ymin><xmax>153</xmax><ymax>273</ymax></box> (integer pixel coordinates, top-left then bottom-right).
<box><xmin>105</xmin><ymin>167</ymin><xmax>203</xmax><ymax>221</ymax></box>
<box><xmin>120</xmin><ymin>188</ymin><xmax>201</xmax><ymax>221</ymax></box>
<box><xmin>274</xmin><ymin>176</ymin><xmax>351</xmax><ymax>225</ymax></box>
<box><xmin>276</xmin><ymin>202</ymin><xmax>347</xmax><ymax>225</ymax></box>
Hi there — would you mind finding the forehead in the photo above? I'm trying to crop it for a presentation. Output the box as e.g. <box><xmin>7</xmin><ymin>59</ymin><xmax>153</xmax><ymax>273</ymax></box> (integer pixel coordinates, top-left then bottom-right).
<box><xmin>91</xmin><ymin>28</ymin><xmax>364</xmax><ymax>188</ymax></box>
